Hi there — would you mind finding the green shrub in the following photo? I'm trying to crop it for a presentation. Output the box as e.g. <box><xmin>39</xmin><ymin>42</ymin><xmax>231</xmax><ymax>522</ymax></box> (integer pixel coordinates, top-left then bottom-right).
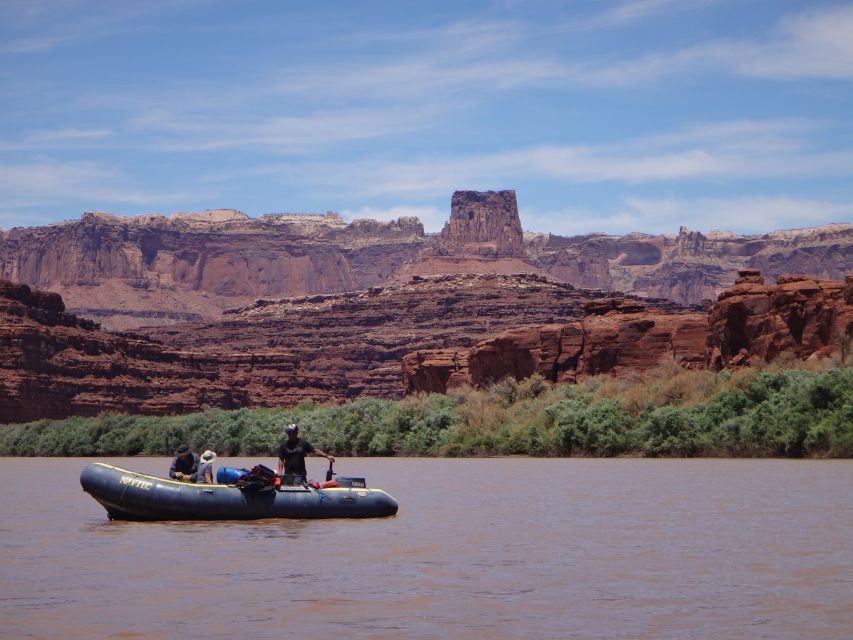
<box><xmin>1</xmin><ymin>366</ymin><xmax>851</xmax><ymax>458</ymax></box>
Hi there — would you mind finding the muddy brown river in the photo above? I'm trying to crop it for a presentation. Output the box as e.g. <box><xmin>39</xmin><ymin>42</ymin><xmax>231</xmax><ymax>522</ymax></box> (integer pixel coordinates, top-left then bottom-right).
<box><xmin>1</xmin><ymin>457</ymin><xmax>851</xmax><ymax>639</ymax></box>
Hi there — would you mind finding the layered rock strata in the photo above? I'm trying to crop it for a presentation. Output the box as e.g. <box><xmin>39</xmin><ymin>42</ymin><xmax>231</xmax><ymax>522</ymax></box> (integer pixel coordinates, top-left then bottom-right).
<box><xmin>707</xmin><ymin>270</ymin><xmax>853</xmax><ymax>368</ymax></box>
<box><xmin>435</xmin><ymin>190</ymin><xmax>526</xmax><ymax>258</ymax></box>
<box><xmin>2</xmin><ymin>198</ymin><xmax>851</xmax><ymax>329</ymax></box>
<box><xmin>402</xmin><ymin>270</ymin><xmax>853</xmax><ymax>394</ymax></box>
<box><xmin>0</xmin><ymin>281</ymin><xmax>319</xmax><ymax>422</ymax></box>
<box><xmin>0</xmin><ymin>209</ymin><xmax>425</xmax><ymax>330</ymax></box>
<box><xmin>146</xmin><ymin>273</ymin><xmax>667</xmax><ymax>403</ymax></box>
<box><xmin>2</xmin><ymin>270</ymin><xmax>849</xmax><ymax>422</ymax></box>
<box><xmin>402</xmin><ymin>301</ymin><xmax>709</xmax><ymax>393</ymax></box>
<box><xmin>395</xmin><ymin>190</ymin><xmax>538</xmax><ymax>280</ymax></box>
<box><xmin>526</xmin><ymin>224</ymin><xmax>853</xmax><ymax>305</ymax></box>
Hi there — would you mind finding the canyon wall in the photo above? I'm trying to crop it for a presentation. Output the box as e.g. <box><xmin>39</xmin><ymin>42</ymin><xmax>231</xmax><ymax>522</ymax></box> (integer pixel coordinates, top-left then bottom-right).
<box><xmin>0</xmin><ymin>209</ymin><xmax>425</xmax><ymax>330</ymax></box>
<box><xmin>0</xmin><ymin>281</ymin><xmax>330</xmax><ymax>422</ymax></box>
<box><xmin>402</xmin><ymin>271</ymin><xmax>853</xmax><ymax>394</ymax></box>
<box><xmin>707</xmin><ymin>270</ymin><xmax>853</xmax><ymax>368</ymax></box>
<box><xmin>143</xmin><ymin>273</ymin><xmax>651</xmax><ymax>403</ymax></box>
<box><xmin>2</xmin><ymin>269</ymin><xmax>849</xmax><ymax>422</ymax></box>
<box><xmin>1</xmin><ymin>273</ymin><xmax>684</xmax><ymax>422</ymax></box>
<box><xmin>1</xmin><ymin>195</ymin><xmax>850</xmax><ymax>330</ymax></box>
<box><xmin>526</xmin><ymin>224</ymin><xmax>853</xmax><ymax>305</ymax></box>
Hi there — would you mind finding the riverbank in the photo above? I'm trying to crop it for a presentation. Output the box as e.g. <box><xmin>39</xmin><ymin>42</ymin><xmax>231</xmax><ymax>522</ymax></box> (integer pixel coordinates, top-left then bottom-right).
<box><xmin>1</xmin><ymin>364</ymin><xmax>851</xmax><ymax>458</ymax></box>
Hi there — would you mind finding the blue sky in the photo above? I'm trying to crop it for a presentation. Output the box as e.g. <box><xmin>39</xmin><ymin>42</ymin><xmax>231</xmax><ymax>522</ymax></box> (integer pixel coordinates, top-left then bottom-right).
<box><xmin>1</xmin><ymin>0</ymin><xmax>852</xmax><ymax>236</ymax></box>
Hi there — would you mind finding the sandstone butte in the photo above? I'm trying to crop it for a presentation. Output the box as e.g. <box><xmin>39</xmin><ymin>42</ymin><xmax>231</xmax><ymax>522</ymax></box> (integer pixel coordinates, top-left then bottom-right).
<box><xmin>1</xmin><ymin>270</ymin><xmax>851</xmax><ymax>422</ymax></box>
<box><xmin>1</xmin><ymin>191</ymin><xmax>851</xmax><ymax>331</ymax></box>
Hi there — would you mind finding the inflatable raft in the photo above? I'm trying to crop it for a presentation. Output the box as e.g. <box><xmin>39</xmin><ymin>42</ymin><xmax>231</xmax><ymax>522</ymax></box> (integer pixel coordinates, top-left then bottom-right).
<box><xmin>80</xmin><ymin>462</ymin><xmax>399</xmax><ymax>521</ymax></box>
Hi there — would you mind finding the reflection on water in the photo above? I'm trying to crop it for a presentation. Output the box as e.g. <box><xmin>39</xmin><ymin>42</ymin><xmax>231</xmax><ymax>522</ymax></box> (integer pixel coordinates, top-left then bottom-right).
<box><xmin>83</xmin><ymin>515</ymin><xmax>319</xmax><ymax>541</ymax></box>
<box><xmin>1</xmin><ymin>456</ymin><xmax>852</xmax><ymax>639</ymax></box>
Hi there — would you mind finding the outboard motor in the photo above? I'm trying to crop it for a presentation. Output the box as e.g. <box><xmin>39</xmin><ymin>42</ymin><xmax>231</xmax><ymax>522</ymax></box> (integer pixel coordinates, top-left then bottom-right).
<box><xmin>319</xmin><ymin>460</ymin><xmax>366</xmax><ymax>489</ymax></box>
<box><xmin>319</xmin><ymin>460</ymin><xmax>338</xmax><ymax>489</ymax></box>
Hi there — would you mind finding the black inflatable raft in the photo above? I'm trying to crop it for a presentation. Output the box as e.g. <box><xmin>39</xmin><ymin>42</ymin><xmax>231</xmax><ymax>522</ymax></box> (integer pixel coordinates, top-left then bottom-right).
<box><xmin>80</xmin><ymin>463</ymin><xmax>399</xmax><ymax>521</ymax></box>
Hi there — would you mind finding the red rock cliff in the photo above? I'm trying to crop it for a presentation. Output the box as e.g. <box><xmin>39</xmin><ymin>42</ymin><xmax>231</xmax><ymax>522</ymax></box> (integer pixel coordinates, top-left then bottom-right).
<box><xmin>2</xmin><ymin>270</ymin><xmax>849</xmax><ymax>422</ymax></box>
<box><xmin>402</xmin><ymin>299</ymin><xmax>709</xmax><ymax>393</ymax></box>
<box><xmin>707</xmin><ymin>270</ymin><xmax>853</xmax><ymax>368</ymax></box>
<box><xmin>0</xmin><ymin>210</ymin><xmax>425</xmax><ymax>330</ymax></box>
<box><xmin>402</xmin><ymin>271</ymin><xmax>852</xmax><ymax>394</ymax></box>
<box><xmin>144</xmin><ymin>273</ymin><xmax>635</xmax><ymax>403</ymax></box>
<box><xmin>0</xmin><ymin>281</ymin><xmax>328</xmax><ymax>423</ymax></box>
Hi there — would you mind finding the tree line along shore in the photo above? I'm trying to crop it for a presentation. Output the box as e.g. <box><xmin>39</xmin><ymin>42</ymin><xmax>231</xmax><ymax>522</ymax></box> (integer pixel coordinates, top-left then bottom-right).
<box><xmin>1</xmin><ymin>362</ymin><xmax>851</xmax><ymax>458</ymax></box>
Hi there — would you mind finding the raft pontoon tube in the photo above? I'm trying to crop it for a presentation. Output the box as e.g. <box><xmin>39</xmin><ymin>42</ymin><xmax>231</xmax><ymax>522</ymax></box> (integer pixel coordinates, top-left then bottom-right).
<box><xmin>80</xmin><ymin>463</ymin><xmax>399</xmax><ymax>521</ymax></box>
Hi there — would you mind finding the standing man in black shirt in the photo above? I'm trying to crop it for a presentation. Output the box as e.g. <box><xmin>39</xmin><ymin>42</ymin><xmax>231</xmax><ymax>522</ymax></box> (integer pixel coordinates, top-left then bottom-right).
<box><xmin>276</xmin><ymin>424</ymin><xmax>335</xmax><ymax>485</ymax></box>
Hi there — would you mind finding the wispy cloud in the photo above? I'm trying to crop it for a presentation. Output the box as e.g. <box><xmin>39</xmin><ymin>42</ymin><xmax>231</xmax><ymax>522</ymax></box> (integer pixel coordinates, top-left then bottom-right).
<box><xmin>270</xmin><ymin>19</ymin><xmax>558</xmax><ymax>101</ymax></box>
<box><xmin>0</xmin><ymin>160</ymin><xmax>194</xmax><ymax>212</ymax></box>
<box><xmin>130</xmin><ymin>105</ymin><xmax>449</xmax><ymax>153</ymax></box>
<box><xmin>732</xmin><ymin>5</ymin><xmax>853</xmax><ymax>79</ymax></box>
<box><xmin>0</xmin><ymin>127</ymin><xmax>111</xmax><ymax>151</ymax></box>
<box><xmin>574</xmin><ymin>0</ymin><xmax>720</xmax><ymax>30</ymax></box>
<box><xmin>579</xmin><ymin>4</ymin><xmax>853</xmax><ymax>84</ymax></box>
<box><xmin>257</xmin><ymin>118</ymin><xmax>852</xmax><ymax>203</ymax></box>
<box><xmin>302</xmin><ymin>4</ymin><xmax>853</xmax><ymax>97</ymax></box>
<box><xmin>0</xmin><ymin>1</ymin><xmax>207</xmax><ymax>54</ymax></box>
<box><xmin>13</xmin><ymin>5</ymin><xmax>849</xmax><ymax>160</ymax></box>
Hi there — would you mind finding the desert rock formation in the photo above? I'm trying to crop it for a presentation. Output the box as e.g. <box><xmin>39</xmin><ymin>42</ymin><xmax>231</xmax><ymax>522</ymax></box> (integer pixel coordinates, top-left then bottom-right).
<box><xmin>0</xmin><ymin>209</ymin><xmax>425</xmax><ymax>330</ymax></box>
<box><xmin>402</xmin><ymin>271</ymin><xmax>853</xmax><ymax>394</ymax></box>
<box><xmin>2</xmin><ymin>196</ymin><xmax>851</xmax><ymax>329</ymax></box>
<box><xmin>2</xmin><ymin>269</ymin><xmax>850</xmax><ymax>422</ymax></box>
<box><xmin>402</xmin><ymin>300</ymin><xmax>709</xmax><ymax>394</ymax></box>
<box><xmin>436</xmin><ymin>190</ymin><xmax>526</xmax><ymax>258</ymax></box>
<box><xmin>144</xmin><ymin>273</ymin><xmax>674</xmax><ymax>402</ymax></box>
<box><xmin>707</xmin><ymin>270</ymin><xmax>853</xmax><ymax>368</ymax></box>
<box><xmin>526</xmin><ymin>224</ymin><xmax>853</xmax><ymax>306</ymax></box>
<box><xmin>0</xmin><ymin>281</ymin><xmax>321</xmax><ymax>422</ymax></box>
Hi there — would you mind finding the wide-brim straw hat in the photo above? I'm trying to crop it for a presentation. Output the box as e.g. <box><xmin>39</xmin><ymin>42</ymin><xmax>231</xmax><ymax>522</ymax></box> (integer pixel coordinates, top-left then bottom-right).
<box><xmin>200</xmin><ymin>450</ymin><xmax>217</xmax><ymax>463</ymax></box>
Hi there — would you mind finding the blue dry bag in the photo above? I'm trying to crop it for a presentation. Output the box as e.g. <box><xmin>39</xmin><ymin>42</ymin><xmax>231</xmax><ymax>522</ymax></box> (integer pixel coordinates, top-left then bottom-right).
<box><xmin>216</xmin><ymin>466</ymin><xmax>249</xmax><ymax>484</ymax></box>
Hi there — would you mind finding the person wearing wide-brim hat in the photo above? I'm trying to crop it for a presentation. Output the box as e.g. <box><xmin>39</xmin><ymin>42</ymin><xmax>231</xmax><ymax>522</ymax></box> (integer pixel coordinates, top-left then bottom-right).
<box><xmin>196</xmin><ymin>450</ymin><xmax>217</xmax><ymax>485</ymax></box>
<box><xmin>169</xmin><ymin>444</ymin><xmax>199</xmax><ymax>482</ymax></box>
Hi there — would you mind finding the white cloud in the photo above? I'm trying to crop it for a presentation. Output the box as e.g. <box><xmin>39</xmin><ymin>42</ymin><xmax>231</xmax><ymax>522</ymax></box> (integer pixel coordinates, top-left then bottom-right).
<box><xmin>169</xmin><ymin>7</ymin><xmax>853</xmax><ymax>154</ymax></box>
<box><xmin>582</xmin><ymin>4</ymin><xmax>853</xmax><ymax>84</ymax></box>
<box><xmin>14</xmin><ymin>5</ymin><xmax>849</xmax><ymax>161</ymax></box>
<box><xmin>733</xmin><ymin>5</ymin><xmax>853</xmax><ymax>79</ymax></box>
<box><xmin>272</xmin><ymin>56</ymin><xmax>563</xmax><ymax>102</ymax></box>
<box><xmin>625</xmin><ymin>195</ymin><xmax>853</xmax><ymax>234</ymax></box>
